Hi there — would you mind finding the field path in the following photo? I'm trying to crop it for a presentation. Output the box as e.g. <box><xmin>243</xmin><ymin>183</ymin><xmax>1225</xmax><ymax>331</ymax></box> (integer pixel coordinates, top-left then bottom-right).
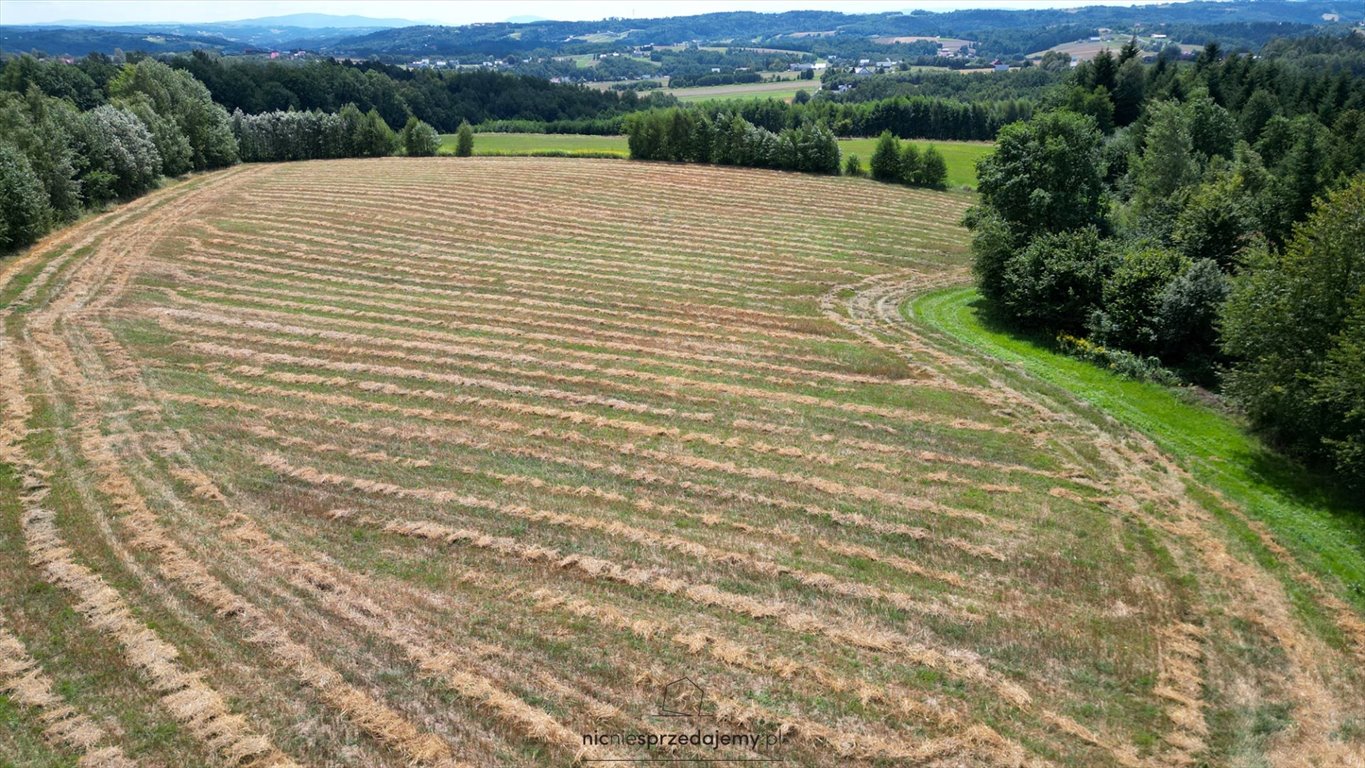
<box><xmin>1</xmin><ymin>158</ymin><xmax>1361</xmax><ymax>767</ymax></box>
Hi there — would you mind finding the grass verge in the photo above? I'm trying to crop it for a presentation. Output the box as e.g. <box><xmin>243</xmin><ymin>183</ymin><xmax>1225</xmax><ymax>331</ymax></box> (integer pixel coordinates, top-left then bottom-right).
<box><xmin>910</xmin><ymin>286</ymin><xmax>1365</xmax><ymax>616</ymax></box>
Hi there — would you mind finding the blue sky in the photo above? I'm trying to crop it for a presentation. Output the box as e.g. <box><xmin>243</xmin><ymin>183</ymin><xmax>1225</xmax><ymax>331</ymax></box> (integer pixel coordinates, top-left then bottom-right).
<box><xmin>1</xmin><ymin>0</ymin><xmax>1191</xmax><ymax>26</ymax></box>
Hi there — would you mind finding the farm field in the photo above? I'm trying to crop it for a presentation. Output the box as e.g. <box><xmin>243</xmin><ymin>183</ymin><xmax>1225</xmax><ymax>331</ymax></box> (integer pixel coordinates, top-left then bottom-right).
<box><xmin>439</xmin><ymin>134</ymin><xmax>991</xmax><ymax>187</ymax></box>
<box><xmin>663</xmin><ymin>78</ymin><xmax>819</xmax><ymax>102</ymax></box>
<box><xmin>438</xmin><ymin>132</ymin><xmax>630</xmax><ymax>157</ymax></box>
<box><xmin>1</xmin><ymin>158</ymin><xmax>1363</xmax><ymax>767</ymax></box>
<box><xmin>838</xmin><ymin>138</ymin><xmax>995</xmax><ymax>188</ymax></box>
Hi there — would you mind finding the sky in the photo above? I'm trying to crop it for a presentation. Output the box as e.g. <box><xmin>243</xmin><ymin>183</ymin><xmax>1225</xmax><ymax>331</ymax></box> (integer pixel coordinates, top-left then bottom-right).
<box><xmin>1</xmin><ymin>0</ymin><xmax>1192</xmax><ymax>26</ymax></box>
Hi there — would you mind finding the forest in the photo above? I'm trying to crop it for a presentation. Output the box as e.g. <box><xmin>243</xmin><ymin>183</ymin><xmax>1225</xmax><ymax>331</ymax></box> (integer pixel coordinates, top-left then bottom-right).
<box><xmin>966</xmin><ymin>35</ymin><xmax>1365</xmax><ymax>484</ymax></box>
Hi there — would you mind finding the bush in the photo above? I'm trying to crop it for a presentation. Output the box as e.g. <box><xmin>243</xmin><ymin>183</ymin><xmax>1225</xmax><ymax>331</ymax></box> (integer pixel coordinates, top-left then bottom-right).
<box><xmin>920</xmin><ymin>145</ymin><xmax>948</xmax><ymax>189</ymax></box>
<box><xmin>401</xmin><ymin>116</ymin><xmax>440</xmax><ymax>157</ymax></box>
<box><xmin>1154</xmin><ymin>258</ymin><xmax>1229</xmax><ymax>365</ymax></box>
<box><xmin>1055</xmin><ymin>333</ymin><xmax>1182</xmax><ymax>385</ymax></box>
<box><xmin>843</xmin><ymin>153</ymin><xmax>863</xmax><ymax>177</ymax></box>
<box><xmin>455</xmin><ymin>120</ymin><xmax>475</xmax><ymax>157</ymax></box>
<box><xmin>1000</xmin><ymin>226</ymin><xmax>1113</xmax><ymax>331</ymax></box>
<box><xmin>0</xmin><ymin>142</ymin><xmax>51</xmax><ymax>252</ymax></box>
<box><xmin>870</xmin><ymin>130</ymin><xmax>900</xmax><ymax>182</ymax></box>
<box><xmin>1088</xmin><ymin>245</ymin><xmax>1188</xmax><ymax>355</ymax></box>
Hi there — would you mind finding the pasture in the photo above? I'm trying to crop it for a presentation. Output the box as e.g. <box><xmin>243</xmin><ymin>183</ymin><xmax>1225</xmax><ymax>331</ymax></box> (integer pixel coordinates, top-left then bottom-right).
<box><xmin>438</xmin><ymin>132</ymin><xmax>630</xmax><ymax>157</ymax></box>
<box><xmin>838</xmin><ymin>138</ymin><xmax>995</xmax><ymax>188</ymax></box>
<box><xmin>1</xmin><ymin>158</ymin><xmax>1362</xmax><ymax>767</ymax></box>
<box><xmin>441</xmin><ymin>133</ymin><xmax>992</xmax><ymax>187</ymax></box>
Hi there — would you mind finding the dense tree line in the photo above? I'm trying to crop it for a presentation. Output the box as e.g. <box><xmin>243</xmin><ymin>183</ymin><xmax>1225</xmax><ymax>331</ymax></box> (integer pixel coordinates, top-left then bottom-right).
<box><xmin>967</xmin><ymin>35</ymin><xmax>1365</xmax><ymax>485</ymax></box>
<box><xmin>686</xmin><ymin>95</ymin><xmax>1025</xmax><ymax>142</ymax></box>
<box><xmin>0</xmin><ymin>56</ymin><xmax>456</xmax><ymax>254</ymax></box>
<box><xmin>228</xmin><ymin>104</ymin><xmax>440</xmax><ymax>162</ymax></box>
<box><xmin>821</xmin><ymin>67</ymin><xmax>1063</xmax><ymax>105</ymax></box>
<box><xmin>0</xmin><ymin>58</ymin><xmax>237</xmax><ymax>252</ymax></box>
<box><xmin>668</xmin><ymin>71</ymin><xmax>764</xmax><ymax>89</ymax></box>
<box><xmin>166</xmin><ymin>53</ymin><xmax>675</xmax><ymax>133</ymax></box>
<box><xmin>625</xmin><ymin>108</ymin><xmax>839</xmax><ymax>175</ymax></box>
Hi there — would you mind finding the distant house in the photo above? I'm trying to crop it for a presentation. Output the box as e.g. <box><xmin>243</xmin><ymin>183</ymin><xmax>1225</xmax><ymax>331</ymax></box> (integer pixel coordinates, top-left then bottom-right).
<box><xmin>875</xmin><ymin>59</ymin><xmax>899</xmax><ymax>68</ymax></box>
<box><xmin>991</xmin><ymin>59</ymin><xmax>1009</xmax><ymax>72</ymax></box>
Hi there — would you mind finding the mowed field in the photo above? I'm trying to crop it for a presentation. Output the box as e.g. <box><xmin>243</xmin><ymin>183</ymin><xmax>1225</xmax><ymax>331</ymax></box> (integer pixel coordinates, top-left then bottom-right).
<box><xmin>1</xmin><ymin>158</ymin><xmax>1363</xmax><ymax>768</ymax></box>
<box><xmin>664</xmin><ymin>79</ymin><xmax>818</xmax><ymax>103</ymax></box>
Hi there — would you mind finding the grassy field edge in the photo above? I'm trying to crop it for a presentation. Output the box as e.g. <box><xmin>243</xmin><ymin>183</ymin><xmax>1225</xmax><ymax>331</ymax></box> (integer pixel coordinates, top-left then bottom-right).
<box><xmin>909</xmin><ymin>285</ymin><xmax>1365</xmax><ymax>616</ymax></box>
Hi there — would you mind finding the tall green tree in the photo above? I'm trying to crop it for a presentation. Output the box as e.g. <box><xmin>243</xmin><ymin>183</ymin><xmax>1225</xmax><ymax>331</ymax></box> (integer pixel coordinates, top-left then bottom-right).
<box><xmin>1222</xmin><ymin>174</ymin><xmax>1365</xmax><ymax>481</ymax></box>
<box><xmin>898</xmin><ymin>141</ymin><xmax>921</xmax><ymax>186</ymax></box>
<box><xmin>353</xmin><ymin>108</ymin><xmax>396</xmax><ymax>157</ymax></box>
<box><xmin>108</xmin><ymin>58</ymin><xmax>236</xmax><ymax>170</ymax></box>
<box><xmin>973</xmin><ymin>110</ymin><xmax>1106</xmax><ymax>239</ymax></box>
<box><xmin>919</xmin><ymin>146</ymin><xmax>948</xmax><ymax>189</ymax></box>
<box><xmin>0</xmin><ymin>88</ymin><xmax>81</xmax><ymax>223</ymax></box>
<box><xmin>0</xmin><ymin>142</ymin><xmax>51</xmax><ymax>252</ymax></box>
<box><xmin>1132</xmin><ymin>100</ymin><xmax>1198</xmax><ymax>227</ymax></box>
<box><xmin>72</xmin><ymin>104</ymin><xmax>162</xmax><ymax>203</ymax></box>
<box><xmin>869</xmin><ymin>130</ymin><xmax>900</xmax><ymax>182</ymax></box>
<box><xmin>455</xmin><ymin>120</ymin><xmax>475</xmax><ymax>157</ymax></box>
<box><xmin>400</xmin><ymin>115</ymin><xmax>440</xmax><ymax>157</ymax></box>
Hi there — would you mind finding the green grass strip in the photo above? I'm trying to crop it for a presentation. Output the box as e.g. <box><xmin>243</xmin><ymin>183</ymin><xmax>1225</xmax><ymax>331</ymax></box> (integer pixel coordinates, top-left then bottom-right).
<box><xmin>910</xmin><ymin>286</ymin><xmax>1365</xmax><ymax>618</ymax></box>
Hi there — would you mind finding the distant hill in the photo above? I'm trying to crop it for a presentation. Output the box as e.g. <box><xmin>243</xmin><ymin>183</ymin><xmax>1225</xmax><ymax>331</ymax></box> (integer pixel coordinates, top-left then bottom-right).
<box><xmin>0</xmin><ymin>27</ymin><xmax>243</xmax><ymax>56</ymax></box>
<box><xmin>1</xmin><ymin>2</ymin><xmax>1356</xmax><ymax>60</ymax></box>
<box><xmin>205</xmin><ymin>13</ymin><xmax>421</xmax><ymax>29</ymax></box>
<box><xmin>319</xmin><ymin>2</ymin><xmax>1354</xmax><ymax>59</ymax></box>
<box><xmin>0</xmin><ymin>14</ymin><xmax>425</xmax><ymax>54</ymax></box>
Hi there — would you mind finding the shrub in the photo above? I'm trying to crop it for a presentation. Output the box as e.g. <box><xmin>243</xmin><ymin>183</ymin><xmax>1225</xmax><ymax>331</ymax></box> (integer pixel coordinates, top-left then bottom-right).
<box><xmin>869</xmin><ymin>130</ymin><xmax>900</xmax><ymax>182</ymax></box>
<box><xmin>1000</xmin><ymin>226</ymin><xmax>1114</xmax><ymax>331</ymax></box>
<box><xmin>1055</xmin><ymin>333</ymin><xmax>1182</xmax><ymax>385</ymax></box>
<box><xmin>1088</xmin><ymin>245</ymin><xmax>1188</xmax><ymax>355</ymax></box>
<box><xmin>401</xmin><ymin>116</ymin><xmax>440</xmax><ymax>157</ymax></box>
<box><xmin>843</xmin><ymin>153</ymin><xmax>863</xmax><ymax>177</ymax></box>
<box><xmin>455</xmin><ymin>120</ymin><xmax>475</xmax><ymax>157</ymax></box>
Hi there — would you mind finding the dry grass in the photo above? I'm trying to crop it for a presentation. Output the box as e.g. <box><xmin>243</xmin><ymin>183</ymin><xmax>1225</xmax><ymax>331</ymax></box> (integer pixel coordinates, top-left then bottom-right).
<box><xmin>0</xmin><ymin>158</ymin><xmax>1361</xmax><ymax>766</ymax></box>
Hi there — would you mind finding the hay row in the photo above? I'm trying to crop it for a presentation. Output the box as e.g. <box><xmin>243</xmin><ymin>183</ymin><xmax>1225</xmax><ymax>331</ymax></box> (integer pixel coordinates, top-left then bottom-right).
<box><xmin>250</xmin><ymin>452</ymin><xmax>1030</xmax><ymax>711</ymax></box>
<box><xmin>164</xmin><ymin>390</ymin><xmax>1010</xmax><ymax>571</ymax></box>
<box><xmin>371</xmin><ymin>513</ymin><xmax>1034</xmax><ymax>709</ymax></box>
<box><xmin>247</xmin><ymin>437</ymin><xmax>983</xmax><ymax>623</ymax></box>
<box><xmin>223</xmin><ymin>367</ymin><xmax>1012</xmax><ymax>534</ymax></box>
<box><xmin>0</xmin><ymin>617</ymin><xmax>137</xmax><ymax>767</ymax></box>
